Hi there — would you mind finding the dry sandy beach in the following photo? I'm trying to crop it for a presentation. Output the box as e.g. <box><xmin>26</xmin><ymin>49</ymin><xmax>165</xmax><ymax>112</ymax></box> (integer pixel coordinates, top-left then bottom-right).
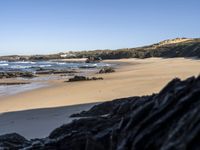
<box><xmin>0</xmin><ymin>57</ymin><xmax>200</xmax><ymax>139</ymax></box>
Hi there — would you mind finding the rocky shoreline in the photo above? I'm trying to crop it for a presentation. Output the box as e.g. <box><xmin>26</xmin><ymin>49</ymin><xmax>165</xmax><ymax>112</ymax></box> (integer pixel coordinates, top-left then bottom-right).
<box><xmin>0</xmin><ymin>76</ymin><xmax>199</xmax><ymax>149</ymax></box>
<box><xmin>0</xmin><ymin>82</ymin><xmax>30</xmax><ymax>86</ymax></box>
<box><xmin>67</xmin><ymin>76</ymin><xmax>103</xmax><ymax>82</ymax></box>
<box><xmin>0</xmin><ymin>72</ymin><xmax>35</xmax><ymax>79</ymax></box>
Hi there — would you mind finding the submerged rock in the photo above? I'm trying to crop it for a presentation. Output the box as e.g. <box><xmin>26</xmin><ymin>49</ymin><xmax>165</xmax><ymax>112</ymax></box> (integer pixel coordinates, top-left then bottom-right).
<box><xmin>98</xmin><ymin>66</ymin><xmax>115</xmax><ymax>74</ymax></box>
<box><xmin>0</xmin><ymin>72</ymin><xmax>35</xmax><ymax>79</ymax></box>
<box><xmin>0</xmin><ymin>82</ymin><xmax>30</xmax><ymax>86</ymax></box>
<box><xmin>67</xmin><ymin>76</ymin><xmax>103</xmax><ymax>82</ymax></box>
<box><xmin>85</xmin><ymin>56</ymin><xmax>102</xmax><ymax>63</ymax></box>
<box><xmin>0</xmin><ymin>76</ymin><xmax>200</xmax><ymax>150</ymax></box>
<box><xmin>35</xmin><ymin>69</ymin><xmax>78</xmax><ymax>75</ymax></box>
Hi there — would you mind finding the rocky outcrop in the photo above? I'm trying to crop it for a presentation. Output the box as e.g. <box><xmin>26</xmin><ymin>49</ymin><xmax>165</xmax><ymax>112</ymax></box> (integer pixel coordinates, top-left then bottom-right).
<box><xmin>0</xmin><ymin>133</ymin><xmax>30</xmax><ymax>149</ymax></box>
<box><xmin>85</xmin><ymin>56</ymin><xmax>102</xmax><ymax>63</ymax></box>
<box><xmin>0</xmin><ymin>82</ymin><xmax>30</xmax><ymax>86</ymax></box>
<box><xmin>0</xmin><ymin>76</ymin><xmax>200</xmax><ymax>150</ymax></box>
<box><xmin>98</xmin><ymin>67</ymin><xmax>115</xmax><ymax>74</ymax></box>
<box><xmin>67</xmin><ymin>76</ymin><xmax>103</xmax><ymax>82</ymax></box>
<box><xmin>35</xmin><ymin>69</ymin><xmax>78</xmax><ymax>75</ymax></box>
<box><xmin>0</xmin><ymin>72</ymin><xmax>35</xmax><ymax>79</ymax></box>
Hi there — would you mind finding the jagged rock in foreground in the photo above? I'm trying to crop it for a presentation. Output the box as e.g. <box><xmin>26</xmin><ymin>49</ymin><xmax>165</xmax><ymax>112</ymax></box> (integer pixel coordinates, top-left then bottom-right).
<box><xmin>0</xmin><ymin>76</ymin><xmax>200</xmax><ymax>150</ymax></box>
<box><xmin>0</xmin><ymin>133</ymin><xmax>30</xmax><ymax>149</ymax></box>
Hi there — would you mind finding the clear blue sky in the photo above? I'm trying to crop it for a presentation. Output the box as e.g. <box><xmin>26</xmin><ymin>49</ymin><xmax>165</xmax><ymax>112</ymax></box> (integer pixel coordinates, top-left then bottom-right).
<box><xmin>0</xmin><ymin>0</ymin><xmax>199</xmax><ymax>56</ymax></box>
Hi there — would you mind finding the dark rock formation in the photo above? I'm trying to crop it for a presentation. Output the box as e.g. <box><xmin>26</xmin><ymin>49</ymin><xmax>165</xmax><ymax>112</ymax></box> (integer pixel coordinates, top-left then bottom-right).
<box><xmin>35</xmin><ymin>69</ymin><xmax>78</xmax><ymax>75</ymax></box>
<box><xmin>0</xmin><ymin>72</ymin><xmax>35</xmax><ymax>79</ymax></box>
<box><xmin>79</xmin><ymin>65</ymin><xmax>97</xmax><ymax>69</ymax></box>
<box><xmin>0</xmin><ymin>82</ymin><xmax>30</xmax><ymax>86</ymax></box>
<box><xmin>67</xmin><ymin>76</ymin><xmax>103</xmax><ymax>82</ymax></box>
<box><xmin>0</xmin><ymin>76</ymin><xmax>200</xmax><ymax>150</ymax></box>
<box><xmin>98</xmin><ymin>67</ymin><xmax>115</xmax><ymax>74</ymax></box>
<box><xmin>85</xmin><ymin>56</ymin><xmax>102</xmax><ymax>63</ymax></box>
<box><xmin>0</xmin><ymin>133</ymin><xmax>30</xmax><ymax>149</ymax></box>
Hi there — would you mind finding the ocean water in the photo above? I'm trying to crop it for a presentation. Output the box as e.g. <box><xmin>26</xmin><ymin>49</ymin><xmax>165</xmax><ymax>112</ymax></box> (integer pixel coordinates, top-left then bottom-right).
<box><xmin>0</xmin><ymin>61</ymin><xmax>110</xmax><ymax>72</ymax></box>
<box><xmin>0</xmin><ymin>61</ymin><xmax>110</xmax><ymax>97</ymax></box>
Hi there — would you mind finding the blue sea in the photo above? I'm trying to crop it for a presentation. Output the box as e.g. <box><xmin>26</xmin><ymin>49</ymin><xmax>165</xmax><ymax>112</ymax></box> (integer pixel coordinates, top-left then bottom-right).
<box><xmin>0</xmin><ymin>61</ymin><xmax>109</xmax><ymax>72</ymax></box>
<box><xmin>0</xmin><ymin>60</ymin><xmax>110</xmax><ymax>97</ymax></box>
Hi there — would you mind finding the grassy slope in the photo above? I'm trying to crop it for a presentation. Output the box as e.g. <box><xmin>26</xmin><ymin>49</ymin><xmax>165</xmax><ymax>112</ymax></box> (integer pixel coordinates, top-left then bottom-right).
<box><xmin>0</xmin><ymin>38</ymin><xmax>200</xmax><ymax>60</ymax></box>
<box><xmin>74</xmin><ymin>38</ymin><xmax>200</xmax><ymax>59</ymax></box>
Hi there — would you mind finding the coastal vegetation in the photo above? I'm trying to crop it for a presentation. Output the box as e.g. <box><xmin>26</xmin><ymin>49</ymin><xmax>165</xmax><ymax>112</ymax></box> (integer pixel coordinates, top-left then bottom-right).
<box><xmin>1</xmin><ymin>38</ymin><xmax>199</xmax><ymax>61</ymax></box>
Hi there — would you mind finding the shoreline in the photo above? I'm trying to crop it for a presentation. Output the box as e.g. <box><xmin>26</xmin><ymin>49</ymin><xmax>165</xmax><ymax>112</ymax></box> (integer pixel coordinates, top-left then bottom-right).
<box><xmin>0</xmin><ymin>57</ymin><xmax>199</xmax><ymax>113</ymax></box>
<box><xmin>0</xmin><ymin>60</ymin><xmax>111</xmax><ymax>98</ymax></box>
<box><xmin>0</xmin><ymin>57</ymin><xmax>200</xmax><ymax>139</ymax></box>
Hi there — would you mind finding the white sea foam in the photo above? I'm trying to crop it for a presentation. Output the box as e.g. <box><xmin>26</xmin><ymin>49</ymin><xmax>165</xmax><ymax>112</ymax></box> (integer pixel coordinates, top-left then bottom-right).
<box><xmin>39</xmin><ymin>65</ymin><xmax>52</xmax><ymax>67</ymax></box>
<box><xmin>17</xmin><ymin>61</ymin><xmax>35</xmax><ymax>64</ymax></box>
<box><xmin>10</xmin><ymin>65</ymin><xmax>32</xmax><ymax>69</ymax></box>
<box><xmin>56</xmin><ymin>62</ymin><xmax>66</xmax><ymax>65</ymax></box>
<box><xmin>0</xmin><ymin>64</ymin><xmax>9</xmax><ymax>66</ymax></box>
<box><xmin>0</xmin><ymin>61</ymin><xmax>111</xmax><ymax>72</ymax></box>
